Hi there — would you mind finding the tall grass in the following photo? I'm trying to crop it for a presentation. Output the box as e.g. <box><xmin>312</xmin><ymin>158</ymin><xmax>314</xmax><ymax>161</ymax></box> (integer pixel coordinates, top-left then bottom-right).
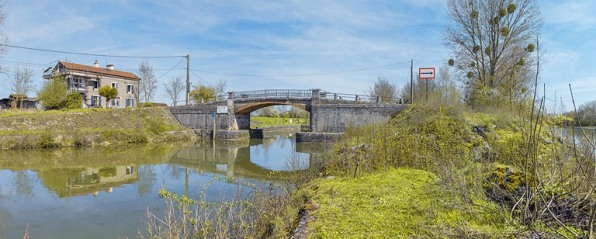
<box><xmin>138</xmin><ymin>151</ymin><xmax>316</xmax><ymax>238</ymax></box>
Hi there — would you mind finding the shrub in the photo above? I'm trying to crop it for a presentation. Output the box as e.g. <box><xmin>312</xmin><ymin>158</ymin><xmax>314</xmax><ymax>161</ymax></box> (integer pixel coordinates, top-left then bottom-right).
<box><xmin>38</xmin><ymin>76</ymin><xmax>67</xmax><ymax>110</ymax></box>
<box><xmin>62</xmin><ymin>91</ymin><xmax>83</xmax><ymax>109</ymax></box>
<box><xmin>38</xmin><ymin>131</ymin><xmax>58</xmax><ymax>148</ymax></box>
<box><xmin>100</xmin><ymin>129</ymin><xmax>148</xmax><ymax>144</ymax></box>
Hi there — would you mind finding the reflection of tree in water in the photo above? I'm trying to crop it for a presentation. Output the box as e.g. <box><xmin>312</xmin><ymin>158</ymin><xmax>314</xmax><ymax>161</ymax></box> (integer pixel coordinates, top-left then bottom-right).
<box><xmin>134</xmin><ymin>165</ymin><xmax>156</xmax><ymax>199</ymax></box>
<box><xmin>12</xmin><ymin>170</ymin><xmax>38</xmax><ymax>201</ymax></box>
<box><xmin>0</xmin><ymin>185</ymin><xmax>11</xmax><ymax>236</ymax></box>
<box><xmin>165</xmin><ymin>164</ymin><xmax>186</xmax><ymax>181</ymax></box>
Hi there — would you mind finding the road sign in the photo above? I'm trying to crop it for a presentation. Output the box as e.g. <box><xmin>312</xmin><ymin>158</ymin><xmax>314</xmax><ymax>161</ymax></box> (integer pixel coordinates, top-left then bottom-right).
<box><xmin>418</xmin><ymin>68</ymin><xmax>435</xmax><ymax>79</ymax></box>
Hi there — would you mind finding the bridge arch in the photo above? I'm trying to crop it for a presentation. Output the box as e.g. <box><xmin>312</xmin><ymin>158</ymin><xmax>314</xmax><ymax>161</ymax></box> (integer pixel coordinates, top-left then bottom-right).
<box><xmin>235</xmin><ymin>101</ymin><xmax>309</xmax><ymax>114</ymax></box>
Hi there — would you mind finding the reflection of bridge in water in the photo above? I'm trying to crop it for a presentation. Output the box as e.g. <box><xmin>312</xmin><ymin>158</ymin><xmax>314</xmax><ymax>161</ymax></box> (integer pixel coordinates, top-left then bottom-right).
<box><xmin>168</xmin><ymin>136</ymin><xmax>327</xmax><ymax>182</ymax></box>
<box><xmin>0</xmin><ymin>135</ymin><xmax>328</xmax><ymax>199</ymax></box>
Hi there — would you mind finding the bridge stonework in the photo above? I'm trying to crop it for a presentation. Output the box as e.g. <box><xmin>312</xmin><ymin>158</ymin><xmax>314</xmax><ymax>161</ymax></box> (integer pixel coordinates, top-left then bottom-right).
<box><xmin>169</xmin><ymin>89</ymin><xmax>407</xmax><ymax>137</ymax></box>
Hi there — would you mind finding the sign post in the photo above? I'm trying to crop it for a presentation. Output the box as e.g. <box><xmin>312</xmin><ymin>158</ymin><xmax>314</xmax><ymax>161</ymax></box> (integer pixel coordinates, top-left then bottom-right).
<box><xmin>418</xmin><ymin>68</ymin><xmax>435</xmax><ymax>103</ymax></box>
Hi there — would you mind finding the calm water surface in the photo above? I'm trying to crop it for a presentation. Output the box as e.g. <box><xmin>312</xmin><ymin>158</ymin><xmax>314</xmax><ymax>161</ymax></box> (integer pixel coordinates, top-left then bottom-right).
<box><xmin>0</xmin><ymin>134</ymin><xmax>327</xmax><ymax>239</ymax></box>
<box><xmin>559</xmin><ymin>127</ymin><xmax>596</xmax><ymax>142</ymax></box>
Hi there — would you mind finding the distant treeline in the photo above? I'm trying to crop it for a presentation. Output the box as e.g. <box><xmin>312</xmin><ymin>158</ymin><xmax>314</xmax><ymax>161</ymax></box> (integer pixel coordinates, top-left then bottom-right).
<box><xmin>567</xmin><ymin>100</ymin><xmax>596</xmax><ymax>126</ymax></box>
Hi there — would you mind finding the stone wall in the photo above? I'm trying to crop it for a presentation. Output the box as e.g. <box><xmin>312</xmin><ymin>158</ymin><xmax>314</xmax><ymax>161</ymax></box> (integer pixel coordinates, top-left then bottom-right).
<box><xmin>170</xmin><ymin>105</ymin><xmax>238</xmax><ymax>130</ymax></box>
<box><xmin>310</xmin><ymin>104</ymin><xmax>407</xmax><ymax>132</ymax></box>
<box><xmin>295</xmin><ymin>132</ymin><xmax>343</xmax><ymax>143</ymax></box>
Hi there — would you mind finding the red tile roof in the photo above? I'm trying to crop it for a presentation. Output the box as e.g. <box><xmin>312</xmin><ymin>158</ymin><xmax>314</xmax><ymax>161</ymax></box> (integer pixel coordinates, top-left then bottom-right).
<box><xmin>58</xmin><ymin>61</ymin><xmax>140</xmax><ymax>80</ymax></box>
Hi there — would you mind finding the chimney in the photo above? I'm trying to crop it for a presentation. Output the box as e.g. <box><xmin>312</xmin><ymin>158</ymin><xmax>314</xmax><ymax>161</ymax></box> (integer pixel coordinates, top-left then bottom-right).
<box><xmin>106</xmin><ymin>64</ymin><xmax>114</xmax><ymax>70</ymax></box>
<box><xmin>94</xmin><ymin>60</ymin><xmax>99</xmax><ymax>68</ymax></box>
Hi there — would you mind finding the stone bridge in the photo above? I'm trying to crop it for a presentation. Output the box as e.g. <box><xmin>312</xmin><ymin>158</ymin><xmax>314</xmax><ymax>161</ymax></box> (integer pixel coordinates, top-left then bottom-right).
<box><xmin>169</xmin><ymin>89</ymin><xmax>407</xmax><ymax>137</ymax></box>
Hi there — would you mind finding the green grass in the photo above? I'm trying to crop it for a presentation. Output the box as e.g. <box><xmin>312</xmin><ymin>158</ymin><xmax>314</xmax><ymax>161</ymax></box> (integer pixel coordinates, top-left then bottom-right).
<box><xmin>0</xmin><ymin>107</ymin><xmax>120</xmax><ymax>117</ymax></box>
<box><xmin>0</xmin><ymin>107</ymin><xmax>191</xmax><ymax>149</ymax></box>
<box><xmin>308</xmin><ymin>168</ymin><xmax>514</xmax><ymax>239</ymax></box>
<box><xmin>250</xmin><ymin>116</ymin><xmax>309</xmax><ymax>128</ymax></box>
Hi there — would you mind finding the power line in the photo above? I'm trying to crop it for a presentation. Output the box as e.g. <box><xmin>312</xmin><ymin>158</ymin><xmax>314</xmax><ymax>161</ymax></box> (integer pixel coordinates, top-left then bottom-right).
<box><xmin>189</xmin><ymin>70</ymin><xmax>212</xmax><ymax>86</ymax></box>
<box><xmin>190</xmin><ymin>61</ymin><xmax>412</xmax><ymax>77</ymax></box>
<box><xmin>2</xmin><ymin>44</ymin><xmax>186</xmax><ymax>59</ymax></box>
<box><xmin>156</xmin><ymin>58</ymin><xmax>185</xmax><ymax>80</ymax></box>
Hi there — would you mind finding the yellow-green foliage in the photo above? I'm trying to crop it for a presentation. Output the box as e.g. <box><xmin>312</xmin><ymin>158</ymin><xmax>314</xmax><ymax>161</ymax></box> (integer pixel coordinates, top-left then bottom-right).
<box><xmin>328</xmin><ymin>105</ymin><xmax>474</xmax><ymax>177</ymax></box>
<box><xmin>309</xmin><ymin>168</ymin><xmax>514</xmax><ymax>238</ymax></box>
<box><xmin>0</xmin><ymin>107</ymin><xmax>192</xmax><ymax>149</ymax></box>
<box><xmin>489</xmin><ymin>130</ymin><xmax>524</xmax><ymax>165</ymax></box>
<box><xmin>484</xmin><ymin>166</ymin><xmax>537</xmax><ymax>192</ymax></box>
<box><xmin>250</xmin><ymin>116</ymin><xmax>309</xmax><ymax>128</ymax></box>
<box><xmin>100</xmin><ymin>129</ymin><xmax>148</xmax><ymax>144</ymax></box>
<box><xmin>549</xmin><ymin>114</ymin><xmax>574</xmax><ymax>126</ymax></box>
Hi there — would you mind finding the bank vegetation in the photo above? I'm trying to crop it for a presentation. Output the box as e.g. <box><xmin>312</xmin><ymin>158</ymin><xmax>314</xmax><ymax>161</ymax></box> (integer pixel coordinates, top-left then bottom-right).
<box><xmin>0</xmin><ymin>107</ymin><xmax>193</xmax><ymax>149</ymax></box>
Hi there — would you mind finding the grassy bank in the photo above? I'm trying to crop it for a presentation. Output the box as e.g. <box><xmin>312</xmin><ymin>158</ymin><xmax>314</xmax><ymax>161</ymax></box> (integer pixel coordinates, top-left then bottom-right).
<box><xmin>250</xmin><ymin>116</ymin><xmax>309</xmax><ymax>128</ymax></box>
<box><xmin>307</xmin><ymin>168</ymin><xmax>513</xmax><ymax>238</ymax></box>
<box><xmin>0</xmin><ymin>107</ymin><xmax>193</xmax><ymax>149</ymax></box>
<box><xmin>137</xmin><ymin>104</ymin><xmax>595</xmax><ymax>238</ymax></box>
<box><xmin>306</xmin><ymin>105</ymin><xmax>595</xmax><ymax>238</ymax></box>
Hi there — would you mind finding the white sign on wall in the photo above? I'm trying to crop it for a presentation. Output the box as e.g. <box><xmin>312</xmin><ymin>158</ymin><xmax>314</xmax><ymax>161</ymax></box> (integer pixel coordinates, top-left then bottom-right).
<box><xmin>216</xmin><ymin>106</ymin><xmax>229</xmax><ymax>114</ymax></box>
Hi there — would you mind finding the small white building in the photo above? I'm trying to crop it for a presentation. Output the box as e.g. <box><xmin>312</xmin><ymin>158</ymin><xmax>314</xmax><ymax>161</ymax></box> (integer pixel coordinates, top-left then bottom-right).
<box><xmin>43</xmin><ymin>61</ymin><xmax>140</xmax><ymax>108</ymax></box>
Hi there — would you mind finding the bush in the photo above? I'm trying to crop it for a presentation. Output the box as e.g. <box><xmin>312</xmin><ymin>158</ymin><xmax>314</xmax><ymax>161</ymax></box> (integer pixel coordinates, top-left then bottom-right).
<box><xmin>100</xmin><ymin>129</ymin><xmax>148</xmax><ymax>144</ymax></box>
<box><xmin>145</xmin><ymin>117</ymin><xmax>173</xmax><ymax>134</ymax></box>
<box><xmin>38</xmin><ymin>131</ymin><xmax>58</xmax><ymax>148</ymax></box>
<box><xmin>62</xmin><ymin>91</ymin><xmax>83</xmax><ymax>109</ymax></box>
<box><xmin>38</xmin><ymin>76</ymin><xmax>68</xmax><ymax>110</ymax></box>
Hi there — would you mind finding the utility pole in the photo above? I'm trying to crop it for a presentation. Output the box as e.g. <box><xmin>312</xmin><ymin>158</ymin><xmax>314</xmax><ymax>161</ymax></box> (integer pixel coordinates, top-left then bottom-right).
<box><xmin>186</xmin><ymin>54</ymin><xmax>190</xmax><ymax>105</ymax></box>
<box><xmin>410</xmin><ymin>59</ymin><xmax>413</xmax><ymax>104</ymax></box>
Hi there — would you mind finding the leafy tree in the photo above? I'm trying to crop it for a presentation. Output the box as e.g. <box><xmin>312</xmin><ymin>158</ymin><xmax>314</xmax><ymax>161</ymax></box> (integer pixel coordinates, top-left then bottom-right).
<box><xmin>62</xmin><ymin>91</ymin><xmax>82</xmax><ymax>109</ymax></box>
<box><xmin>38</xmin><ymin>76</ymin><xmax>68</xmax><ymax>110</ymax></box>
<box><xmin>367</xmin><ymin>76</ymin><xmax>398</xmax><ymax>103</ymax></box>
<box><xmin>189</xmin><ymin>85</ymin><xmax>216</xmax><ymax>104</ymax></box>
<box><xmin>137</xmin><ymin>60</ymin><xmax>157</xmax><ymax>102</ymax></box>
<box><xmin>164</xmin><ymin>76</ymin><xmax>184</xmax><ymax>106</ymax></box>
<box><xmin>570</xmin><ymin>100</ymin><xmax>596</xmax><ymax>126</ymax></box>
<box><xmin>445</xmin><ymin>0</ymin><xmax>542</xmax><ymax>106</ymax></box>
<box><xmin>254</xmin><ymin>106</ymin><xmax>278</xmax><ymax>117</ymax></box>
<box><xmin>10</xmin><ymin>66</ymin><xmax>35</xmax><ymax>108</ymax></box>
<box><xmin>99</xmin><ymin>85</ymin><xmax>118</xmax><ymax>108</ymax></box>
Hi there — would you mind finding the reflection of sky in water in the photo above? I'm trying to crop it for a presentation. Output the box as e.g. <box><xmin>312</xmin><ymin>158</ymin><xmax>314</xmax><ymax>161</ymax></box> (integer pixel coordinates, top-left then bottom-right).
<box><xmin>250</xmin><ymin>135</ymin><xmax>310</xmax><ymax>171</ymax></box>
<box><xmin>0</xmin><ymin>135</ymin><xmax>320</xmax><ymax>239</ymax></box>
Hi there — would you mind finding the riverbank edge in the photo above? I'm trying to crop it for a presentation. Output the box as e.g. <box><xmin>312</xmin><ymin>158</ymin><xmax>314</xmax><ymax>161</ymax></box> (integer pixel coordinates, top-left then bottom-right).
<box><xmin>193</xmin><ymin>125</ymin><xmax>305</xmax><ymax>140</ymax></box>
<box><xmin>283</xmin><ymin>106</ymin><xmax>589</xmax><ymax>238</ymax></box>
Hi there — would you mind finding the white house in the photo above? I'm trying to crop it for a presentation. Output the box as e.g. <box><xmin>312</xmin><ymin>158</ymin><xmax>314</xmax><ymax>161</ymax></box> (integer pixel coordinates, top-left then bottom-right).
<box><xmin>43</xmin><ymin>61</ymin><xmax>140</xmax><ymax>108</ymax></box>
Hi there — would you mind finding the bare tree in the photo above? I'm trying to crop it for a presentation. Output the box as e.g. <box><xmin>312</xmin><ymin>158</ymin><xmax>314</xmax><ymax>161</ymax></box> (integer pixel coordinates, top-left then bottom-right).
<box><xmin>137</xmin><ymin>61</ymin><xmax>157</xmax><ymax>102</ymax></box>
<box><xmin>367</xmin><ymin>76</ymin><xmax>398</xmax><ymax>103</ymax></box>
<box><xmin>0</xmin><ymin>2</ymin><xmax>8</xmax><ymax>75</ymax></box>
<box><xmin>445</xmin><ymin>0</ymin><xmax>542</xmax><ymax>105</ymax></box>
<box><xmin>215</xmin><ymin>79</ymin><xmax>227</xmax><ymax>101</ymax></box>
<box><xmin>164</xmin><ymin>76</ymin><xmax>184</xmax><ymax>106</ymax></box>
<box><xmin>10</xmin><ymin>66</ymin><xmax>35</xmax><ymax>99</ymax></box>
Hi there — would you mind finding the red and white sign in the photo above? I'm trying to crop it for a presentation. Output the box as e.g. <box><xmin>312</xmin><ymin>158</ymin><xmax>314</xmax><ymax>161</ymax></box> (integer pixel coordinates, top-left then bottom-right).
<box><xmin>418</xmin><ymin>68</ymin><xmax>435</xmax><ymax>79</ymax></box>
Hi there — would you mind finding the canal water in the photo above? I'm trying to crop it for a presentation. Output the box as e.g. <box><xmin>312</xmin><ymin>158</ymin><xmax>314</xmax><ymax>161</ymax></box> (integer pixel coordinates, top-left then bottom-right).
<box><xmin>560</xmin><ymin>127</ymin><xmax>596</xmax><ymax>142</ymax></box>
<box><xmin>0</xmin><ymin>134</ymin><xmax>327</xmax><ymax>239</ymax></box>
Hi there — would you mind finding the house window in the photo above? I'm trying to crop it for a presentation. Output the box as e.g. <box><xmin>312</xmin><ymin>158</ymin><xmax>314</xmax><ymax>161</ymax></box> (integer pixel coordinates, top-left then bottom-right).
<box><xmin>111</xmin><ymin>97</ymin><xmax>121</xmax><ymax>108</ymax></box>
<box><xmin>111</xmin><ymin>82</ymin><xmax>118</xmax><ymax>90</ymax></box>
<box><xmin>125</xmin><ymin>98</ymin><xmax>135</xmax><ymax>108</ymax></box>
<box><xmin>93</xmin><ymin>81</ymin><xmax>99</xmax><ymax>90</ymax></box>
<box><xmin>126</xmin><ymin>84</ymin><xmax>134</xmax><ymax>94</ymax></box>
<box><xmin>91</xmin><ymin>96</ymin><xmax>98</xmax><ymax>106</ymax></box>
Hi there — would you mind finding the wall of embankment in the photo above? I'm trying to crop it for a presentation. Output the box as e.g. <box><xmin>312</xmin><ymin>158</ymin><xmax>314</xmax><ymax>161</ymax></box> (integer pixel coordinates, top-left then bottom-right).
<box><xmin>0</xmin><ymin>107</ymin><xmax>194</xmax><ymax>149</ymax></box>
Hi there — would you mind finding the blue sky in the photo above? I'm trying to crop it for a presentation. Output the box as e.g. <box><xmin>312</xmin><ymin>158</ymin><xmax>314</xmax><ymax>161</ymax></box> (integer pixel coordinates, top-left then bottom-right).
<box><xmin>0</xmin><ymin>0</ymin><xmax>593</xmax><ymax>110</ymax></box>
